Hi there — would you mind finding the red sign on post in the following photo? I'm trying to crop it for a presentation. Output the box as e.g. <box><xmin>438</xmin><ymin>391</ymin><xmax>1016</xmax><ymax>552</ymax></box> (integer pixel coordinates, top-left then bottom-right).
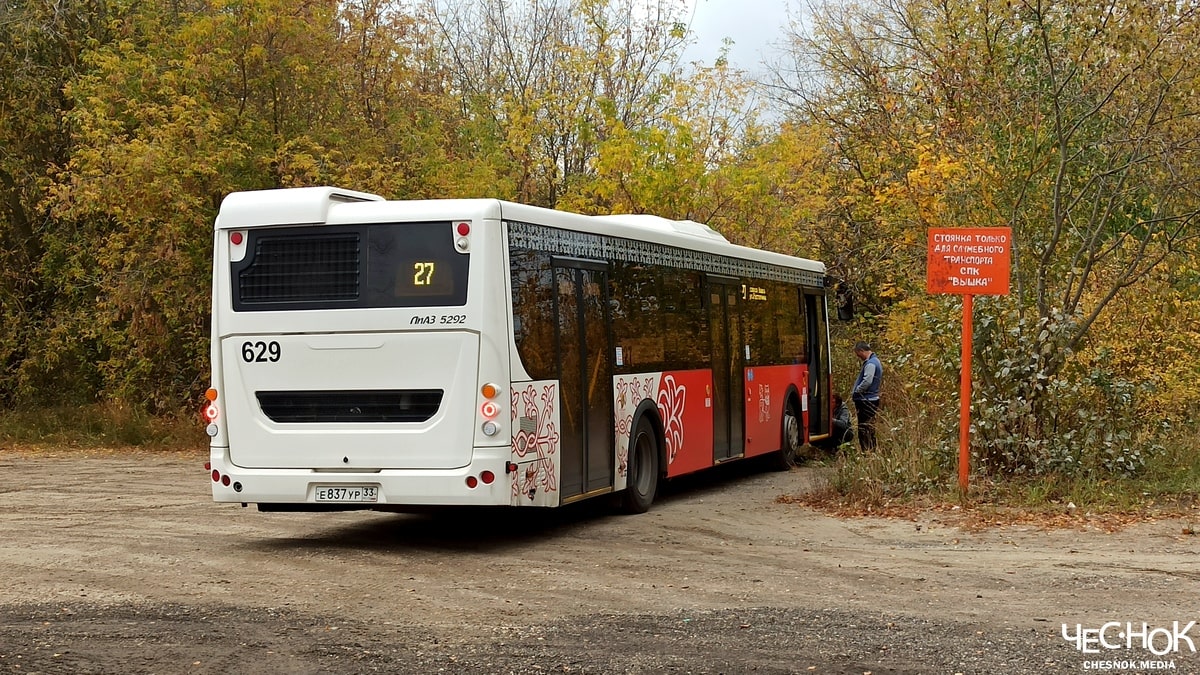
<box><xmin>927</xmin><ymin>227</ymin><xmax>1012</xmax><ymax>296</ymax></box>
<box><xmin>927</xmin><ymin>227</ymin><xmax>1013</xmax><ymax>497</ymax></box>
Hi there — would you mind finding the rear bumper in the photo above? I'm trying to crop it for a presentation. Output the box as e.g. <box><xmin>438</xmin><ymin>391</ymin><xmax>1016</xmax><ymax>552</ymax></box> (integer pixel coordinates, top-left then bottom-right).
<box><xmin>208</xmin><ymin>446</ymin><xmax>511</xmax><ymax>507</ymax></box>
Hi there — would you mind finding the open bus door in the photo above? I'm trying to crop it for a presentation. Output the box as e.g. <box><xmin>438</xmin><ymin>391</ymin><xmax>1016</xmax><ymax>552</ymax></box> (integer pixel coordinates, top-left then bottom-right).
<box><xmin>805</xmin><ymin>291</ymin><xmax>830</xmax><ymax>439</ymax></box>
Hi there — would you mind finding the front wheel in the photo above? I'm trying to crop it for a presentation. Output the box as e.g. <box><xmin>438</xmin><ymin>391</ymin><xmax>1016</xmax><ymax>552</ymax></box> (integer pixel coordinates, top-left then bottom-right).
<box><xmin>621</xmin><ymin>416</ymin><xmax>660</xmax><ymax>514</ymax></box>
<box><xmin>770</xmin><ymin>401</ymin><xmax>803</xmax><ymax>471</ymax></box>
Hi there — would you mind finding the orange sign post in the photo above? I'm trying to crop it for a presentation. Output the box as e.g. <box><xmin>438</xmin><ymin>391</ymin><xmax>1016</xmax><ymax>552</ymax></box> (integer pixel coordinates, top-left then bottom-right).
<box><xmin>926</xmin><ymin>227</ymin><xmax>1012</xmax><ymax>495</ymax></box>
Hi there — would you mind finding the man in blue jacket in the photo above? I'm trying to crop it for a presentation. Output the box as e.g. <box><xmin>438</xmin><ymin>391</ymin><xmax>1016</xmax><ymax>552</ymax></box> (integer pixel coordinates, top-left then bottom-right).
<box><xmin>852</xmin><ymin>341</ymin><xmax>883</xmax><ymax>451</ymax></box>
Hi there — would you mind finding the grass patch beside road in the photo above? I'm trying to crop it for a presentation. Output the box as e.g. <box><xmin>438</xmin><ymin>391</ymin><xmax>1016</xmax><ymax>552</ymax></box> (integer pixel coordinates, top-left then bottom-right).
<box><xmin>0</xmin><ymin>404</ymin><xmax>204</xmax><ymax>451</ymax></box>
<box><xmin>814</xmin><ymin>420</ymin><xmax>1200</xmax><ymax>516</ymax></box>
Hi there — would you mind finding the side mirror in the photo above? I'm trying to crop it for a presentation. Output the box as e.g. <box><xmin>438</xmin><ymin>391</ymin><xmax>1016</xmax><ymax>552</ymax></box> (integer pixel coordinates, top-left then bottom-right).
<box><xmin>836</xmin><ymin>283</ymin><xmax>854</xmax><ymax>321</ymax></box>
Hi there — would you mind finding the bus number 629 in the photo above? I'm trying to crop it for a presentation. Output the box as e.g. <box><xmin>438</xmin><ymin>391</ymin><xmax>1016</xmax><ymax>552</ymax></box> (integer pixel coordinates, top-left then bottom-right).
<box><xmin>241</xmin><ymin>340</ymin><xmax>281</xmax><ymax>363</ymax></box>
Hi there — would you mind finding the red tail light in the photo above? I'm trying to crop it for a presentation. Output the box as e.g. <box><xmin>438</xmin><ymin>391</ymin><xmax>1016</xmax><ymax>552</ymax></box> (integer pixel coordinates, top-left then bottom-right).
<box><xmin>202</xmin><ymin>388</ymin><xmax>219</xmax><ymax>423</ymax></box>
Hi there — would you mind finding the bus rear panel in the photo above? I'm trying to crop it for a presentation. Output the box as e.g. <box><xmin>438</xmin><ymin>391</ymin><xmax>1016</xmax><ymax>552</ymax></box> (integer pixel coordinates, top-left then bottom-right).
<box><xmin>206</xmin><ymin>189</ymin><xmax>513</xmax><ymax>509</ymax></box>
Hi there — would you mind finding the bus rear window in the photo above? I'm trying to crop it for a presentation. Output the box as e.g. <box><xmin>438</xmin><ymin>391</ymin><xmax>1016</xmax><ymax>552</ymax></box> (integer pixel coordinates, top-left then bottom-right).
<box><xmin>232</xmin><ymin>222</ymin><xmax>469</xmax><ymax>311</ymax></box>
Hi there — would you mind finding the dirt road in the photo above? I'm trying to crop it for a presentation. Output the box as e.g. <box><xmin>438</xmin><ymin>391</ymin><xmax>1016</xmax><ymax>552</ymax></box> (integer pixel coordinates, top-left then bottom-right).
<box><xmin>0</xmin><ymin>450</ymin><xmax>1196</xmax><ymax>674</ymax></box>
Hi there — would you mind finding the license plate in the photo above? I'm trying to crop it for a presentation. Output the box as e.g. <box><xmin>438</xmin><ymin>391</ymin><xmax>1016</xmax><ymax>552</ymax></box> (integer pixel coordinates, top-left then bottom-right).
<box><xmin>314</xmin><ymin>485</ymin><xmax>379</xmax><ymax>503</ymax></box>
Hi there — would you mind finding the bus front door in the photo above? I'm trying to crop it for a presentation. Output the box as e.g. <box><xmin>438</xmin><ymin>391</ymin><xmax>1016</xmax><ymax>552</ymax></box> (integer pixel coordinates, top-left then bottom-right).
<box><xmin>709</xmin><ymin>279</ymin><xmax>744</xmax><ymax>463</ymax></box>
<box><xmin>805</xmin><ymin>291</ymin><xmax>830</xmax><ymax>438</ymax></box>
<box><xmin>554</xmin><ymin>261</ymin><xmax>614</xmax><ymax>501</ymax></box>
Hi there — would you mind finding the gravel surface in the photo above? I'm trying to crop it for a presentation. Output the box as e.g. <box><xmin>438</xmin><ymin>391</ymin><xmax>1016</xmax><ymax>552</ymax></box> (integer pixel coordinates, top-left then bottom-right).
<box><xmin>0</xmin><ymin>450</ymin><xmax>1196</xmax><ymax>674</ymax></box>
<box><xmin>0</xmin><ymin>602</ymin><xmax>1083</xmax><ymax>674</ymax></box>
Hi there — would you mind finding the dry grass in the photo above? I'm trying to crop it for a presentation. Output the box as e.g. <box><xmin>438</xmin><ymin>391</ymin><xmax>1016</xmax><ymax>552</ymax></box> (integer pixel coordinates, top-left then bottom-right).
<box><xmin>779</xmin><ymin>483</ymin><xmax>1200</xmax><ymax>533</ymax></box>
<box><xmin>0</xmin><ymin>403</ymin><xmax>206</xmax><ymax>452</ymax></box>
<box><xmin>796</xmin><ymin>365</ymin><xmax>1200</xmax><ymax>526</ymax></box>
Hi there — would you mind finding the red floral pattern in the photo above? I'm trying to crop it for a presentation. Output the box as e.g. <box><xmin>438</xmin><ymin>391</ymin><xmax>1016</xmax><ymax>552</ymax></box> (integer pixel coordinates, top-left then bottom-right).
<box><xmin>657</xmin><ymin>374</ymin><xmax>687</xmax><ymax>462</ymax></box>
<box><xmin>510</xmin><ymin>383</ymin><xmax>559</xmax><ymax>503</ymax></box>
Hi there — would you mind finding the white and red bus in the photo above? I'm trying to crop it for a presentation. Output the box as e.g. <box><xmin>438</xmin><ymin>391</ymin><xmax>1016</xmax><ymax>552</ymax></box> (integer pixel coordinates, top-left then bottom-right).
<box><xmin>204</xmin><ymin>187</ymin><xmax>833</xmax><ymax>512</ymax></box>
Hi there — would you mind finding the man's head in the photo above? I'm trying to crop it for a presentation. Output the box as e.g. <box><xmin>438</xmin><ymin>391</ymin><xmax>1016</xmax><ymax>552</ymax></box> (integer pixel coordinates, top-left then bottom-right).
<box><xmin>854</xmin><ymin>341</ymin><xmax>872</xmax><ymax>360</ymax></box>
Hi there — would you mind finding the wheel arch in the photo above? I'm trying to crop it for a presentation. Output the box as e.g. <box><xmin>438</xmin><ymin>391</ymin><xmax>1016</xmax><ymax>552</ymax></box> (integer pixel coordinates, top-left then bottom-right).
<box><xmin>631</xmin><ymin>398</ymin><xmax>667</xmax><ymax>478</ymax></box>
<box><xmin>781</xmin><ymin>384</ymin><xmax>805</xmax><ymax>445</ymax></box>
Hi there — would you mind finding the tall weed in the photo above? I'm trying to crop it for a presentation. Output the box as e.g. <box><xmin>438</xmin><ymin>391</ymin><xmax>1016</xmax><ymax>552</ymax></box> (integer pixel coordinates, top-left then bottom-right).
<box><xmin>0</xmin><ymin>403</ymin><xmax>203</xmax><ymax>450</ymax></box>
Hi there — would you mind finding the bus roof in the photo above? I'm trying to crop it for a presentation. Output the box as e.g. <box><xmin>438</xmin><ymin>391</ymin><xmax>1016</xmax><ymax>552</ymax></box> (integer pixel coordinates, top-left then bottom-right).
<box><xmin>497</xmin><ymin>201</ymin><xmax>824</xmax><ymax>275</ymax></box>
<box><xmin>215</xmin><ymin>189</ymin><xmax>824</xmax><ymax>275</ymax></box>
<box><xmin>216</xmin><ymin>186</ymin><xmax>384</xmax><ymax>230</ymax></box>
<box><xmin>591</xmin><ymin>213</ymin><xmax>729</xmax><ymax>243</ymax></box>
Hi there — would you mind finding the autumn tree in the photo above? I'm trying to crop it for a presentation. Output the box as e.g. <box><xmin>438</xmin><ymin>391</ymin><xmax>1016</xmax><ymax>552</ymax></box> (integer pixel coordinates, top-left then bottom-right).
<box><xmin>560</xmin><ymin>55</ymin><xmax>762</xmax><ymax>217</ymax></box>
<box><xmin>38</xmin><ymin>0</ymin><xmax>472</xmax><ymax>411</ymax></box>
<box><xmin>2</xmin><ymin>0</ymin><xmax>781</xmax><ymax>414</ymax></box>
<box><xmin>0</xmin><ymin>0</ymin><xmax>118</xmax><ymax>405</ymax></box>
<box><xmin>426</xmin><ymin>0</ymin><xmax>694</xmax><ymax>207</ymax></box>
<box><xmin>774</xmin><ymin>0</ymin><xmax>1200</xmax><ymax>474</ymax></box>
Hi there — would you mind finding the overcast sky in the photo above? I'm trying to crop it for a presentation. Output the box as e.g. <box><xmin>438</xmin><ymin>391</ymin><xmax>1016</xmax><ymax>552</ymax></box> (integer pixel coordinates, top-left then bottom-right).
<box><xmin>680</xmin><ymin>0</ymin><xmax>794</xmax><ymax>75</ymax></box>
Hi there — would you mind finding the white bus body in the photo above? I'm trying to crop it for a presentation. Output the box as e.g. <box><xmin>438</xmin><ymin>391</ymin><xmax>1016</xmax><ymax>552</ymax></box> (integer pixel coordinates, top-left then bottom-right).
<box><xmin>206</xmin><ymin>187</ymin><xmax>831</xmax><ymax>511</ymax></box>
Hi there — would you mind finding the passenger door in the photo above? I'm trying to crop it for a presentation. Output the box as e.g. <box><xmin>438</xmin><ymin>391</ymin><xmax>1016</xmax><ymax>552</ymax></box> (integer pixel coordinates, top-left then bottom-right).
<box><xmin>554</xmin><ymin>260</ymin><xmax>615</xmax><ymax>499</ymax></box>
<box><xmin>708</xmin><ymin>278</ymin><xmax>743</xmax><ymax>462</ymax></box>
<box><xmin>805</xmin><ymin>291</ymin><xmax>829</xmax><ymax>437</ymax></box>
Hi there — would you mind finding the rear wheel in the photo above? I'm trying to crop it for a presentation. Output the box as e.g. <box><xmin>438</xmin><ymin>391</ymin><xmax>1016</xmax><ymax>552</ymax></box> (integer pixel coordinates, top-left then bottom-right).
<box><xmin>771</xmin><ymin>401</ymin><xmax>803</xmax><ymax>470</ymax></box>
<box><xmin>621</xmin><ymin>416</ymin><xmax>660</xmax><ymax>514</ymax></box>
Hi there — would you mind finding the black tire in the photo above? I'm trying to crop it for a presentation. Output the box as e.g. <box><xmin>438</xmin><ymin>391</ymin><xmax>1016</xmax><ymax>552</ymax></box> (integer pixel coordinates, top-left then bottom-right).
<box><xmin>621</xmin><ymin>416</ymin><xmax>660</xmax><ymax>514</ymax></box>
<box><xmin>771</xmin><ymin>400</ymin><xmax>803</xmax><ymax>470</ymax></box>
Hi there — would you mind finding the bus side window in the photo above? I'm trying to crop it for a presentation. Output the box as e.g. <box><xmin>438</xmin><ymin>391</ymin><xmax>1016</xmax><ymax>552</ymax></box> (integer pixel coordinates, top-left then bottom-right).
<box><xmin>511</xmin><ymin>249</ymin><xmax>556</xmax><ymax>380</ymax></box>
<box><xmin>777</xmin><ymin>287</ymin><xmax>807</xmax><ymax>365</ymax></box>
<box><xmin>611</xmin><ymin>263</ymin><xmax>663</xmax><ymax>372</ymax></box>
<box><xmin>661</xmin><ymin>269</ymin><xmax>707</xmax><ymax>369</ymax></box>
<box><xmin>744</xmin><ymin>279</ymin><xmax>777</xmax><ymax>366</ymax></box>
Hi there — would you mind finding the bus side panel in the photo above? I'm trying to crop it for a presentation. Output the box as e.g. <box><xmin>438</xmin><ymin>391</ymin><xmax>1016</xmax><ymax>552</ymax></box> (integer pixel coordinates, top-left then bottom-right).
<box><xmin>658</xmin><ymin>369</ymin><xmax>715</xmax><ymax>478</ymax></box>
<box><xmin>509</xmin><ymin>379</ymin><xmax>562</xmax><ymax>507</ymax></box>
<box><xmin>613</xmin><ymin>372</ymin><xmax>661</xmax><ymax>490</ymax></box>
<box><xmin>742</xmin><ymin>364</ymin><xmax>808</xmax><ymax>459</ymax></box>
<box><xmin>614</xmin><ymin>370</ymin><xmax>716</xmax><ymax>481</ymax></box>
